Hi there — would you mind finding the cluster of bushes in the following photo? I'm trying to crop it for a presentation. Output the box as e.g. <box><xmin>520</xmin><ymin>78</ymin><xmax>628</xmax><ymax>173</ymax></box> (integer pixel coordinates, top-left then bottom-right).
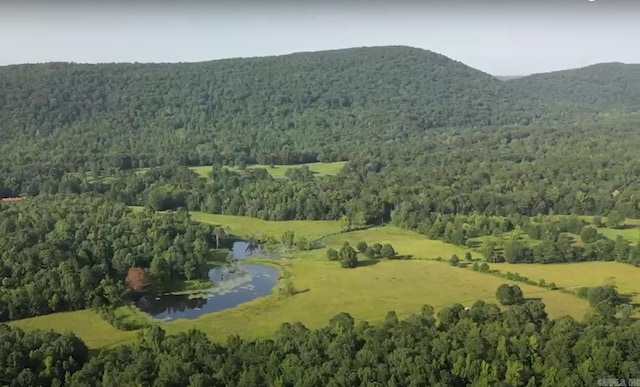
<box><xmin>498</xmin><ymin>272</ymin><xmax>559</xmax><ymax>291</ymax></box>
<box><xmin>447</xmin><ymin>255</ymin><xmax>562</xmax><ymax>293</ymax></box>
<box><xmin>326</xmin><ymin>241</ymin><xmax>397</xmax><ymax>268</ymax></box>
<box><xmin>495</xmin><ymin>284</ymin><xmax>525</xmax><ymax>305</ymax></box>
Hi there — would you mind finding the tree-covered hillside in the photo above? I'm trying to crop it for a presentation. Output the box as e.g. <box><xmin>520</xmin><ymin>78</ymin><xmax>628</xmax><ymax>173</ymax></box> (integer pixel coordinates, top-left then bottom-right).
<box><xmin>509</xmin><ymin>62</ymin><xmax>640</xmax><ymax>113</ymax></box>
<box><xmin>2</xmin><ymin>46</ymin><xmax>638</xmax><ymax>179</ymax></box>
<box><xmin>0</xmin><ymin>45</ymin><xmax>582</xmax><ymax>175</ymax></box>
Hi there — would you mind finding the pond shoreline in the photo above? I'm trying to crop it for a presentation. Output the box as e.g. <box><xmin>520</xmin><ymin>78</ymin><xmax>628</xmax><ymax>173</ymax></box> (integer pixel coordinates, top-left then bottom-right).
<box><xmin>133</xmin><ymin>241</ymin><xmax>283</xmax><ymax>321</ymax></box>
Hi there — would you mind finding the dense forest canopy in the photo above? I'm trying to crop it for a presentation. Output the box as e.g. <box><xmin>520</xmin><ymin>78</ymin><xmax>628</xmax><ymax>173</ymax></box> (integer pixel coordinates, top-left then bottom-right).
<box><xmin>0</xmin><ymin>195</ymin><xmax>217</xmax><ymax>322</ymax></box>
<box><xmin>1</xmin><ymin>45</ymin><xmax>638</xmax><ymax>178</ymax></box>
<box><xmin>2</xmin><ymin>45</ymin><xmax>640</xmax><ymax>386</ymax></box>
<box><xmin>3</xmin><ymin>299</ymin><xmax>640</xmax><ymax>386</ymax></box>
<box><xmin>509</xmin><ymin>62</ymin><xmax>640</xmax><ymax>113</ymax></box>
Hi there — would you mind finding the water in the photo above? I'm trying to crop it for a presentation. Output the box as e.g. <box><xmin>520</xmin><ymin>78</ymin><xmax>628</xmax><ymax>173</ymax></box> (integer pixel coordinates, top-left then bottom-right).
<box><xmin>135</xmin><ymin>241</ymin><xmax>278</xmax><ymax>321</ymax></box>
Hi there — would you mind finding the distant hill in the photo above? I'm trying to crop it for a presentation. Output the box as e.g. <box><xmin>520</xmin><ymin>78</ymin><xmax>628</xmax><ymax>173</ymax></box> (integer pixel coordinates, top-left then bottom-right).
<box><xmin>0</xmin><ymin>45</ymin><xmax>636</xmax><ymax>173</ymax></box>
<box><xmin>494</xmin><ymin>75</ymin><xmax>526</xmax><ymax>81</ymax></box>
<box><xmin>508</xmin><ymin>62</ymin><xmax>640</xmax><ymax>113</ymax></box>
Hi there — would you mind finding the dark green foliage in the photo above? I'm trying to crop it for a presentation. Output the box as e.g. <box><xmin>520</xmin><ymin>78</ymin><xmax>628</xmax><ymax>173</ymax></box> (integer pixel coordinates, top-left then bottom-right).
<box><xmin>580</xmin><ymin>226</ymin><xmax>600</xmax><ymax>243</ymax></box>
<box><xmin>472</xmin><ymin>262</ymin><xmax>480</xmax><ymax>271</ymax></box>
<box><xmin>0</xmin><ymin>194</ymin><xmax>215</xmax><ymax>322</ymax></box>
<box><xmin>0</xmin><ymin>325</ymin><xmax>89</xmax><ymax>385</ymax></box>
<box><xmin>495</xmin><ymin>284</ymin><xmax>525</xmax><ymax>305</ymax></box>
<box><xmin>379</xmin><ymin>244</ymin><xmax>396</xmax><ymax>259</ymax></box>
<box><xmin>606</xmin><ymin>210</ymin><xmax>625</xmax><ymax>229</ymax></box>
<box><xmin>364</xmin><ymin>246</ymin><xmax>376</xmax><ymax>259</ymax></box>
<box><xmin>479</xmin><ymin>263</ymin><xmax>490</xmax><ymax>273</ymax></box>
<box><xmin>339</xmin><ymin>243</ymin><xmax>358</xmax><ymax>268</ymax></box>
<box><xmin>593</xmin><ymin>215</ymin><xmax>603</xmax><ymax>227</ymax></box>
<box><xmin>587</xmin><ymin>285</ymin><xmax>622</xmax><ymax>317</ymax></box>
<box><xmin>295</xmin><ymin>236</ymin><xmax>311</xmax><ymax>251</ymax></box>
<box><xmin>503</xmin><ymin>240</ymin><xmax>525</xmax><ymax>263</ymax></box>
<box><xmin>5</xmin><ymin>299</ymin><xmax>640</xmax><ymax>386</ymax></box>
<box><xmin>508</xmin><ymin>62</ymin><xmax>640</xmax><ymax>113</ymax></box>
<box><xmin>355</xmin><ymin>241</ymin><xmax>368</xmax><ymax>253</ymax></box>
<box><xmin>449</xmin><ymin>254</ymin><xmax>460</xmax><ymax>266</ymax></box>
<box><xmin>281</xmin><ymin>230</ymin><xmax>295</xmax><ymax>248</ymax></box>
<box><xmin>370</xmin><ymin>243</ymin><xmax>382</xmax><ymax>256</ymax></box>
<box><xmin>326</xmin><ymin>248</ymin><xmax>339</xmax><ymax>261</ymax></box>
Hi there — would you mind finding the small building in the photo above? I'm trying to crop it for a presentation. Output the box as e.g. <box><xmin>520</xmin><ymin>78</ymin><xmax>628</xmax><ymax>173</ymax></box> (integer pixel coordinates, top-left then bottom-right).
<box><xmin>0</xmin><ymin>197</ymin><xmax>25</xmax><ymax>202</ymax></box>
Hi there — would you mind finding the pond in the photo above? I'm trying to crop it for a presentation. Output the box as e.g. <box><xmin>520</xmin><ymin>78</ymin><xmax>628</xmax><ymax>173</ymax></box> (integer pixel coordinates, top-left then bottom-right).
<box><xmin>134</xmin><ymin>241</ymin><xmax>279</xmax><ymax>321</ymax></box>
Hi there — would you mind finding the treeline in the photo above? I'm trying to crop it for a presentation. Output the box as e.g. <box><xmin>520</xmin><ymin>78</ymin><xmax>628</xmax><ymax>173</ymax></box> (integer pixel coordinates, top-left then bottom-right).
<box><xmin>0</xmin><ymin>325</ymin><xmax>89</xmax><ymax>386</ymax></box>
<box><xmin>3</xmin><ymin>117</ymin><xmax>640</xmax><ymax>224</ymax></box>
<box><xmin>1</xmin><ymin>46</ymin><xmax>601</xmax><ymax>178</ymax></box>
<box><xmin>394</xmin><ymin>210</ymin><xmax>640</xmax><ymax>265</ymax></box>
<box><xmin>0</xmin><ymin>194</ymin><xmax>217</xmax><ymax>322</ymax></box>
<box><xmin>4</xmin><ymin>297</ymin><xmax>640</xmax><ymax>386</ymax></box>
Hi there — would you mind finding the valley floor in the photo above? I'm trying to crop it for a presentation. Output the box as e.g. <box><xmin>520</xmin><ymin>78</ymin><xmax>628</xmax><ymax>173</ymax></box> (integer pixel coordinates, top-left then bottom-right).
<box><xmin>9</xmin><ymin>214</ymin><xmax>611</xmax><ymax>350</ymax></box>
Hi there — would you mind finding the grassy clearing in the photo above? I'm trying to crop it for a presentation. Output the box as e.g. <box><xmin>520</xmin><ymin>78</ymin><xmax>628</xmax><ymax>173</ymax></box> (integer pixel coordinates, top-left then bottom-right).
<box><xmin>490</xmin><ymin>261</ymin><xmax>640</xmax><ymax>304</ymax></box>
<box><xmin>325</xmin><ymin>225</ymin><xmax>483</xmax><ymax>260</ymax></box>
<box><xmin>226</xmin><ymin>161</ymin><xmax>347</xmax><ymax>178</ymax></box>
<box><xmin>596</xmin><ymin>227</ymin><xmax>640</xmax><ymax>244</ymax></box>
<box><xmin>8</xmin><ymin>309</ymin><xmax>138</xmax><ymax>350</ymax></box>
<box><xmin>135</xmin><ymin>161</ymin><xmax>347</xmax><ymax>179</ymax></box>
<box><xmin>160</xmin><ymin>253</ymin><xmax>590</xmax><ymax>342</ymax></box>
<box><xmin>9</xmin><ymin>216</ymin><xmax>593</xmax><ymax>350</ymax></box>
<box><xmin>575</xmin><ymin>215</ymin><xmax>640</xmax><ymax>243</ymax></box>
<box><xmin>190</xmin><ymin>211</ymin><xmax>343</xmax><ymax>240</ymax></box>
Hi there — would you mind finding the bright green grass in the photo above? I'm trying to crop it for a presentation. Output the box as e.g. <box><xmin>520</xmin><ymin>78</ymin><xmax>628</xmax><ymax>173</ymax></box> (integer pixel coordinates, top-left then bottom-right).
<box><xmin>10</xmin><ymin>237</ymin><xmax>589</xmax><ymax>349</ymax></box>
<box><xmin>324</xmin><ymin>225</ymin><xmax>483</xmax><ymax>260</ymax></box>
<box><xmin>8</xmin><ymin>309</ymin><xmax>138</xmax><ymax>350</ymax></box>
<box><xmin>189</xmin><ymin>211</ymin><xmax>343</xmax><ymax>240</ymax></box>
<box><xmin>226</xmin><ymin>161</ymin><xmax>347</xmax><ymax>178</ymax></box>
<box><xmin>490</xmin><ymin>261</ymin><xmax>640</xmax><ymax>302</ymax></box>
<box><xmin>574</xmin><ymin>215</ymin><xmax>640</xmax><ymax>243</ymax></box>
<box><xmin>161</xmin><ymin>252</ymin><xmax>590</xmax><ymax>342</ymax></box>
<box><xmin>596</xmin><ymin>227</ymin><xmax>640</xmax><ymax>244</ymax></box>
<box><xmin>135</xmin><ymin>161</ymin><xmax>346</xmax><ymax>179</ymax></box>
<box><xmin>9</xmin><ymin>216</ymin><xmax>592</xmax><ymax>350</ymax></box>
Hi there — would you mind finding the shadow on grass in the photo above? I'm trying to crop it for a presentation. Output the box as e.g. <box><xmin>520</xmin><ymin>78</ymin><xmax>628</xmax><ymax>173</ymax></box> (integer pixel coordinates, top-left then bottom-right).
<box><xmin>619</xmin><ymin>292</ymin><xmax>638</xmax><ymax>307</ymax></box>
<box><xmin>524</xmin><ymin>297</ymin><xmax>543</xmax><ymax>303</ymax></box>
<box><xmin>293</xmin><ymin>288</ymin><xmax>310</xmax><ymax>295</ymax></box>
<box><xmin>614</xmin><ymin>224</ymin><xmax>640</xmax><ymax>230</ymax></box>
<box><xmin>358</xmin><ymin>259</ymin><xmax>381</xmax><ymax>267</ymax></box>
<box><xmin>466</xmin><ymin>240</ymin><xmax>482</xmax><ymax>249</ymax></box>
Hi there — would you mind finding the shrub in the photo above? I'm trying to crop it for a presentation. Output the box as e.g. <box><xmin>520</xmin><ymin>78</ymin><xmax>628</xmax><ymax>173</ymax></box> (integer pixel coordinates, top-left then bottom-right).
<box><xmin>356</xmin><ymin>241</ymin><xmax>368</xmax><ymax>253</ymax></box>
<box><xmin>380</xmin><ymin>244</ymin><xmax>396</xmax><ymax>259</ymax></box>
<box><xmin>326</xmin><ymin>248</ymin><xmax>339</xmax><ymax>261</ymax></box>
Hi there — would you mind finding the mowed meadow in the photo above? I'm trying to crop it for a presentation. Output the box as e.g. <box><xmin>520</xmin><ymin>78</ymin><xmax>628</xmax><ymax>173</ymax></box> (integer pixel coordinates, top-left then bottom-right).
<box><xmin>9</xmin><ymin>211</ymin><xmax>597</xmax><ymax>350</ymax></box>
<box><xmin>135</xmin><ymin>161</ymin><xmax>348</xmax><ymax>179</ymax></box>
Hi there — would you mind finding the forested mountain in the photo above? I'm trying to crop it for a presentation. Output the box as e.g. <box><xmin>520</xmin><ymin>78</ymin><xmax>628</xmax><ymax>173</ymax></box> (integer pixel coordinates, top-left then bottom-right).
<box><xmin>0</xmin><ymin>45</ymin><xmax>615</xmax><ymax>177</ymax></box>
<box><xmin>509</xmin><ymin>62</ymin><xmax>640</xmax><ymax>113</ymax></box>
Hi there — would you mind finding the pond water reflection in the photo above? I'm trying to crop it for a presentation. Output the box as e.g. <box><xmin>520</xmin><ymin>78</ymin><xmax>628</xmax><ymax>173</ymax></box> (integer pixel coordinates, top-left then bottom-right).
<box><xmin>134</xmin><ymin>241</ymin><xmax>278</xmax><ymax>321</ymax></box>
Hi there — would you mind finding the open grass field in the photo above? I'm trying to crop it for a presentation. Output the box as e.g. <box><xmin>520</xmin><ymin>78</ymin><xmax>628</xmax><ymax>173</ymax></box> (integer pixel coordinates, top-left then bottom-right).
<box><xmin>490</xmin><ymin>261</ymin><xmax>640</xmax><ymax>304</ymax></box>
<box><xmin>324</xmin><ymin>225</ymin><xmax>483</xmax><ymax>260</ymax></box>
<box><xmin>575</xmin><ymin>215</ymin><xmax>640</xmax><ymax>243</ymax></box>
<box><xmin>11</xmin><ymin>252</ymin><xmax>591</xmax><ymax>349</ymax></box>
<box><xmin>135</xmin><ymin>161</ymin><xmax>347</xmax><ymax>179</ymax></box>
<box><xmin>190</xmin><ymin>211</ymin><xmax>343</xmax><ymax>240</ymax></box>
<box><xmin>8</xmin><ymin>309</ymin><xmax>138</xmax><ymax>350</ymax></box>
<box><xmin>159</xmin><ymin>255</ymin><xmax>591</xmax><ymax>341</ymax></box>
<box><xmin>9</xmin><ymin>217</ymin><xmax>593</xmax><ymax>350</ymax></box>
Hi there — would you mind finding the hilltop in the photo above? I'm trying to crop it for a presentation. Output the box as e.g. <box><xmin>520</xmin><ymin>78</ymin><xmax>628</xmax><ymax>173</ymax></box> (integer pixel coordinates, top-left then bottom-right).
<box><xmin>509</xmin><ymin>62</ymin><xmax>640</xmax><ymax>113</ymax></box>
<box><xmin>0</xmin><ymin>45</ymin><xmax>638</xmax><ymax>182</ymax></box>
<box><xmin>0</xmin><ymin>46</ymin><xmax>549</xmax><ymax>172</ymax></box>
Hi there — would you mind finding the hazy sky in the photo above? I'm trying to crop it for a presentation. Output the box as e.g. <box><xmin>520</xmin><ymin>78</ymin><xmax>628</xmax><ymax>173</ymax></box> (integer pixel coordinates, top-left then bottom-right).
<box><xmin>1</xmin><ymin>0</ymin><xmax>638</xmax><ymax>75</ymax></box>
